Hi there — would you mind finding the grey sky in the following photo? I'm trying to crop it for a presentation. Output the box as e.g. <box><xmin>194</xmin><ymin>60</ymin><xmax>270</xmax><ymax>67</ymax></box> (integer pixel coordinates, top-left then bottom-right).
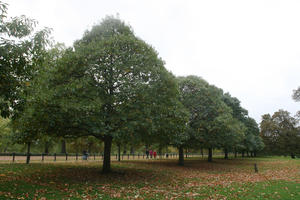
<box><xmin>7</xmin><ymin>0</ymin><xmax>300</xmax><ymax>123</ymax></box>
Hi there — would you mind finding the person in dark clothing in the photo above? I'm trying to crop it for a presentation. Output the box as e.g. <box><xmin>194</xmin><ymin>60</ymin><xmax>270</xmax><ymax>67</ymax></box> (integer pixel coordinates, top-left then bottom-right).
<box><xmin>146</xmin><ymin>149</ymin><xmax>149</xmax><ymax>159</ymax></box>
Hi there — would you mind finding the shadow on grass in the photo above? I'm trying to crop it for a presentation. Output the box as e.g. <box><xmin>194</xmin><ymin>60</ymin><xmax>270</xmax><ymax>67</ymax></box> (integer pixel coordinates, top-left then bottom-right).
<box><xmin>119</xmin><ymin>158</ymin><xmax>258</xmax><ymax>172</ymax></box>
<box><xmin>1</xmin><ymin>156</ymin><xmax>296</xmax><ymax>186</ymax></box>
<box><xmin>0</xmin><ymin>162</ymin><xmax>171</xmax><ymax>186</ymax></box>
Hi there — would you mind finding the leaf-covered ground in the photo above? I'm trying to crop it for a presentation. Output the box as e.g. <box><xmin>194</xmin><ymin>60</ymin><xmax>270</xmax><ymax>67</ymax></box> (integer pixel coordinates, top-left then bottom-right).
<box><xmin>0</xmin><ymin>157</ymin><xmax>299</xmax><ymax>199</ymax></box>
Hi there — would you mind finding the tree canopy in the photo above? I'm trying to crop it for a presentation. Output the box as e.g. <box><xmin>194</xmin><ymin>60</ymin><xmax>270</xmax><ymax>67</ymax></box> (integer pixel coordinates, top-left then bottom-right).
<box><xmin>15</xmin><ymin>16</ymin><xmax>182</xmax><ymax>172</ymax></box>
<box><xmin>177</xmin><ymin>76</ymin><xmax>235</xmax><ymax>161</ymax></box>
<box><xmin>0</xmin><ymin>1</ymin><xmax>51</xmax><ymax>119</ymax></box>
<box><xmin>260</xmin><ymin>109</ymin><xmax>299</xmax><ymax>158</ymax></box>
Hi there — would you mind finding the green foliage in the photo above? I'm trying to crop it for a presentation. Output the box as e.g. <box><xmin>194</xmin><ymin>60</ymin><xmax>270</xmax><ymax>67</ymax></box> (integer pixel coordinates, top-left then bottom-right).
<box><xmin>260</xmin><ymin>110</ymin><xmax>299</xmax><ymax>157</ymax></box>
<box><xmin>177</xmin><ymin>76</ymin><xmax>233</xmax><ymax>150</ymax></box>
<box><xmin>14</xmin><ymin>16</ymin><xmax>182</xmax><ymax>171</ymax></box>
<box><xmin>0</xmin><ymin>117</ymin><xmax>11</xmax><ymax>151</ymax></box>
<box><xmin>222</xmin><ymin>93</ymin><xmax>248</xmax><ymax>121</ymax></box>
<box><xmin>292</xmin><ymin>86</ymin><xmax>300</xmax><ymax>102</ymax></box>
<box><xmin>68</xmin><ymin>136</ymin><xmax>104</xmax><ymax>153</ymax></box>
<box><xmin>223</xmin><ymin>93</ymin><xmax>263</xmax><ymax>154</ymax></box>
<box><xmin>218</xmin><ymin>114</ymin><xmax>246</xmax><ymax>151</ymax></box>
<box><xmin>1</xmin><ymin>4</ymin><xmax>265</xmax><ymax>163</ymax></box>
<box><xmin>0</xmin><ymin>1</ymin><xmax>51</xmax><ymax>118</ymax></box>
<box><xmin>243</xmin><ymin>117</ymin><xmax>264</xmax><ymax>152</ymax></box>
<box><xmin>0</xmin><ymin>116</ymin><xmax>27</xmax><ymax>152</ymax></box>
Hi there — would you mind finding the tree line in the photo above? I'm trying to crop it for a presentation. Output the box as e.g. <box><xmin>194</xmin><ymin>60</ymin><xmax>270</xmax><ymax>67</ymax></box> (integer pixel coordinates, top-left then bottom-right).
<box><xmin>1</xmin><ymin>2</ymin><xmax>266</xmax><ymax>173</ymax></box>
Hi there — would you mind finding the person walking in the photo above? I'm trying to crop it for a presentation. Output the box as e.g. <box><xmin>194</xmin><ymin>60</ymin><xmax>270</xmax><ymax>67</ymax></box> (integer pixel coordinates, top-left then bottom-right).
<box><xmin>146</xmin><ymin>149</ymin><xmax>149</xmax><ymax>159</ymax></box>
<box><xmin>149</xmin><ymin>149</ymin><xmax>153</xmax><ymax>159</ymax></box>
<box><xmin>153</xmin><ymin>151</ymin><xmax>157</xmax><ymax>159</ymax></box>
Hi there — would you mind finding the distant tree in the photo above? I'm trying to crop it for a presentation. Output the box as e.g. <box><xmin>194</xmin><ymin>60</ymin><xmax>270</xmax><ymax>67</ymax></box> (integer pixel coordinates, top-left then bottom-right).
<box><xmin>222</xmin><ymin>93</ymin><xmax>248</xmax><ymax>158</ymax></box>
<box><xmin>292</xmin><ymin>86</ymin><xmax>300</xmax><ymax>117</ymax></box>
<box><xmin>222</xmin><ymin>93</ymin><xmax>264</xmax><ymax>157</ymax></box>
<box><xmin>243</xmin><ymin>117</ymin><xmax>264</xmax><ymax>157</ymax></box>
<box><xmin>218</xmin><ymin>115</ymin><xmax>246</xmax><ymax>159</ymax></box>
<box><xmin>259</xmin><ymin>114</ymin><xmax>273</xmax><ymax>152</ymax></box>
<box><xmin>0</xmin><ymin>117</ymin><xmax>11</xmax><ymax>152</ymax></box>
<box><xmin>67</xmin><ymin>136</ymin><xmax>104</xmax><ymax>154</ymax></box>
<box><xmin>260</xmin><ymin>110</ymin><xmax>299</xmax><ymax>158</ymax></box>
<box><xmin>292</xmin><ymin>87</ymin><xmax>300</xmax><ymax>102</ymax></box>
<box><xmin>177</xmin><ymin>76</ymin><xmax>233</xmax><ymax>162</ymax></box>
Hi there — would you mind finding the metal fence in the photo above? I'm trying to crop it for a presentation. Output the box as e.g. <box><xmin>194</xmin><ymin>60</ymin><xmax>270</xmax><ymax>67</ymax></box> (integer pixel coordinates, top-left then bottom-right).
<box><xmin>0</xmin><ymin>152</ymin><xmax>195</xmax><ymax>163</ymax></box>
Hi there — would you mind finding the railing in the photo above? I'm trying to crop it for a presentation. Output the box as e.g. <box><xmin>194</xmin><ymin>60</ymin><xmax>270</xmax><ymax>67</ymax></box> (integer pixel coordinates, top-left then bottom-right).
<box><xmin>0</xmin><ymin>152</ymin><xmax>198</xmax><ymax>163</ymax></box>
<box><xmin>0</xmin><ymin>152</ymin><xmax>241</xmax><ymax>163</ymax></box>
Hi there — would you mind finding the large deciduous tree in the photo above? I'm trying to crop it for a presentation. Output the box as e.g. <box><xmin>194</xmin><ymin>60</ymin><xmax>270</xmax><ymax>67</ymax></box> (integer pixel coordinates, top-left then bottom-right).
<box><xmin>16</xmin><ymin>16</ymin><xmax>180</xmax><ymax>172</ymax></box>
<box><xmin>177</xmin><ymin>76</ymin><xmax>233</xmax><ymax>162</ymax></box>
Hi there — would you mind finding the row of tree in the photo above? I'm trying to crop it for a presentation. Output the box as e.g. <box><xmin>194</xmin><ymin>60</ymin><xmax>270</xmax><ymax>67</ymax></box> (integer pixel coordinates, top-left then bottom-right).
<box><xmin>0</xmin><ymin>2</ymin><xmax>264</xmax><ymax>173</ymax></box>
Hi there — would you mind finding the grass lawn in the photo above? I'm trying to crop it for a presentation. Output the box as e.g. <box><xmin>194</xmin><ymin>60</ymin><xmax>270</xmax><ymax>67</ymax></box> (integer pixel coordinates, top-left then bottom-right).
<box><xmin>0</xmin><ymin>157</ymin><xmax>299</xmax><ymax>199</ymax></box>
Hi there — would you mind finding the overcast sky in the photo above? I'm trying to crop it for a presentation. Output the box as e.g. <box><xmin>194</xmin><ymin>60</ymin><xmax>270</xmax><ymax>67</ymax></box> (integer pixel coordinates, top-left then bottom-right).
<box><xmin>6</xmin><ymin>0</ymin><xmax>300</xmax><ymax>123</ymax></box>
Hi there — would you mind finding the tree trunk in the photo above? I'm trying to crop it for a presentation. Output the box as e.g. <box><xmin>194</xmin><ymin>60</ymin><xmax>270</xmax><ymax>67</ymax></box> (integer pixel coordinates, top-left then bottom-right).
<box><xmin>224</xmin><ymin>148</ymin><xmax>228</xmax><ymax>159</ymax></box>
<box><xmin>254</xmin><ymin>151</ymin><xmax>257</xmax><ymax>157</ymax></box>
<box><xmin>291</xmin><ymin>153</ymin><xmax>295</xmax><ymax>159</ymax></box>
<box><xmin>185</xmin><ymin>149</ymin><xmax>188</xmax><ymax>158</ymax></box>
<box><xmin>130</xmin><ymin>146</ymin><xmax>134</xmax><ymax>155</ymax></box>
<box><xmin>26</xmin><ymin>142</ymin><xmax>31</xmax><ymax>164</ymax></box>
<box><xmin>118</xmin><ymin>144</ymin><xmax>121</xmax><ymax>162</ymax></box>
<box><xmin>44</xmin><ymin>141</ymin><xmax>49</xmax><ymax>154</ymax></box>
<box><xmin>178</xmin><ymin>146</ymin><xmax>184</xmax><ymax>166</ymax></box>
<box><xmin>208</xmin><ymin>148</ymin><xmax>213</xmax><ymax>162</ymax></box>
<box><xmin>102</xmin><ymin>135</ymin><xmax>113</xmax><ymax>173</ymax></box>
<box><xmin>201</xmin><ymin>148</ymin><xmax>204</xmax><ymax>158</ymax></box>
<box><xmin>234</xmin><ymin>149</ymin><xmax>237</xmax><ymax>158</ymax></box>
<box><xmin>61</xmin><ymin>140</ymin><xmax>66</xmax><ymax>154</ymax></box>
<box><xmin>158</xmin><ymin>146</ymin><xmax>162</xmax><ymax>158</ymax></box>
<box><xmin>250</xmin><ymin>151</ymin><xmax>254</xmax><ymax>157</ymax></box>
<box><xmin>242</xmin><ymin>151</ymin><xmax>245</xmax><ymax>157</ymax></box>
<box><xmin>88</xmin><ymin>141</ymin><xmax>93</xmax><ymax>153</ymax></box>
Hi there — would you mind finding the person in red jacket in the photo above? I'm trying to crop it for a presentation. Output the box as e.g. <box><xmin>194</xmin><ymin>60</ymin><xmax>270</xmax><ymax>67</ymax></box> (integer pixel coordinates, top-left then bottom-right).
<box><xmin>153</xmin><ymin>151</ymin><xmax>157</xmax><ymax>159</ymax></box>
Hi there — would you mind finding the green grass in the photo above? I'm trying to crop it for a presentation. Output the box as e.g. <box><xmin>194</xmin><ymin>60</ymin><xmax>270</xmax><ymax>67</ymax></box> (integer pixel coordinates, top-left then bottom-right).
<box><xmin>188</xmin><ymin>180</ymin><xmax>300</xmax><ymax>200</ymax></box>
<box><xmin>0</xmin><ymin>157</ymin><xmax>299</xmax><ymax>199</ymax></box>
